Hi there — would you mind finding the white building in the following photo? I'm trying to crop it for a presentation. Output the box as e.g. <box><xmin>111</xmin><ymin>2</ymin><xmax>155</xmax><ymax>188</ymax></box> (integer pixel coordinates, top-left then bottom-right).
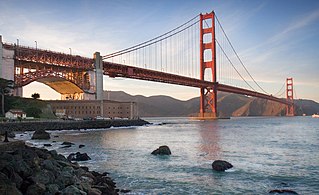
<box><xmin>5</xmin><ymin>109</ymin><xmax>27</xmax><ymax>119</ymax></box>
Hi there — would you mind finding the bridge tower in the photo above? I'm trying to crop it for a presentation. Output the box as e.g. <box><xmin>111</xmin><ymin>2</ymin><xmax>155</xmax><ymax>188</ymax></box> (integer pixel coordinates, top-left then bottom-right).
<box><xmin>93</xmin><ymin>52</ymin><xmax>103</xmax><ymax>100</ymax></box>
<box><xmin>286</xmin><ymin>77</ymin><xmax>294</xmax><ymax>116</ymax></box>
<box><xmin>199</xmin><ymin>11</ymin><xmax>217</xmax><ymax>119</ymax></box>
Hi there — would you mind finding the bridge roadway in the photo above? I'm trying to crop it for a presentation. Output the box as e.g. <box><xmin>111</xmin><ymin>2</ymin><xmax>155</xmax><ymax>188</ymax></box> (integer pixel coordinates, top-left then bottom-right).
<box><xmin>5</xmin><ymin>44</ymin><xmax>292</xmax><ymax>106</ymax></box>
<box><xmin>103</xmin><ymin>62</ymin><xmax>292</xmax><ymax>106</ymax></box>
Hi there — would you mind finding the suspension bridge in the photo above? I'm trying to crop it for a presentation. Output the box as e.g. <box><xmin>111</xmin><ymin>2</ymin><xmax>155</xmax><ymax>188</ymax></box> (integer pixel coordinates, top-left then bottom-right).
<box><xmin>0</xmin><ymin>11</ymin><xmax>294</xmax><ymax>119</ymax></box>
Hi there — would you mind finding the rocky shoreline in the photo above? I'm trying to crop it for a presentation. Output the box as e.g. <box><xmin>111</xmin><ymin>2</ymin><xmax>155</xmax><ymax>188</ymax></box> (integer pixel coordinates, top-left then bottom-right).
<box><xmin>0</xmin><ymin>142</ymin><xmax>121</xmax><ymax>194</ymax></box>
<box><xmin>0</xmin><ymin>119</ymin><xmax>149</xmax><ymax>134</ymax></box>
<box><xmin>0</xmin><ymin>119</ymin><xmax>150</xmax><ymax>194</ymax></box>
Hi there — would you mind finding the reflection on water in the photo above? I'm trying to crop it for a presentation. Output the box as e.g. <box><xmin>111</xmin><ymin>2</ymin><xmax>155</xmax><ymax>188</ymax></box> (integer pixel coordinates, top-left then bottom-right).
<box><xmin>197</xmin><ymin>121</ymin><xmax>221</xmax><ymax>160</ymax></box>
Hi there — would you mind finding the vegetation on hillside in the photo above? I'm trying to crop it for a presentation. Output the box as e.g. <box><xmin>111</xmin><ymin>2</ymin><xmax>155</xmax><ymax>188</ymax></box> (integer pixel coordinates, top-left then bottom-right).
<box><xmin>4</xmin><ymin>96</ymin><xmax>55</xmax><ymax>118</ymax></box>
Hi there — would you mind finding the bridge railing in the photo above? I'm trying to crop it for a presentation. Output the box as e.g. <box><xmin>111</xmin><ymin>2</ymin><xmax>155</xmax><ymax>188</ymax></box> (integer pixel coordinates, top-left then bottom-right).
<box><xmin>3</xmin><ymin>43</ymin><xmax>94</xmax><ymax>70</ymax></box>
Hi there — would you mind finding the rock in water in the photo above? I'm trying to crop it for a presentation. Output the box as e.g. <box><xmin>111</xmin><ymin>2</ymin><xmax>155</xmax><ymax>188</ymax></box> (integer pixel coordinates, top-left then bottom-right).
<box><xmin>151</xmin><ymin>145</ymin><xmax>171</xmax><ymax>155</ymax></box>
<box><xmin>61</xmin><ymin>142</ymin><xmax>75</xmax><ymax>146</ymax></box>
<box><xmin>212</xmin><ymin>160</ymin><xmax>233</xmax><ymax>171</ymax></box>
<box><xmin>67</xmin><ymin>152</ymin><xmax>91</xmax><ymax>161</ymax></box>
<box><xmin>269</xmin><ymin>189</ymin><xmax>298</xmax><ymax>194</ymax></box>
<box><xmin>31</xmin><ymin>130</ymin><xmax>50</xmax><ymax>140</ymax></box>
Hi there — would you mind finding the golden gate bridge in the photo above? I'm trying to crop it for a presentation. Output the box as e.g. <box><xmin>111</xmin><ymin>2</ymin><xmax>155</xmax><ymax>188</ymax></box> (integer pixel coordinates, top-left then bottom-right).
<box><xmin>0</xmin><ymin>11</ymin><xmax>294</xmax><ymax>119</ymax></box>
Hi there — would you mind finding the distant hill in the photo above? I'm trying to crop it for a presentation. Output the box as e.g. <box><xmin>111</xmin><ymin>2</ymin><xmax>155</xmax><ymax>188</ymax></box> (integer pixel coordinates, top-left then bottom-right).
<box><xmin>104</xmin><ymin>91</ymin><xmax>319</xmax><ymax>117</ymax></box>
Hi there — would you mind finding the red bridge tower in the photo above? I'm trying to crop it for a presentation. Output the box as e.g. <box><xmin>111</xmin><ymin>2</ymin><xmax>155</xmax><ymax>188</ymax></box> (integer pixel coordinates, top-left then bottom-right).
<box><xmin>286</xmin><ymin>77</ymin><xmax>294</xmax><ymax>116</ymax></box>
<box><xmin>199</xmin><ymin>11</ymin><xmax>217</xmax><ymax>119</ymax></box>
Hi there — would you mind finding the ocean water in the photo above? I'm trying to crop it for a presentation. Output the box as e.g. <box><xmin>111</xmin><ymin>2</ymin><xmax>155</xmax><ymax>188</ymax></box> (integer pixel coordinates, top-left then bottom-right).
<box><xmin>17</xmin><ymin>117</ymin><xmax>319</xmax><ymax>194</ymax></box>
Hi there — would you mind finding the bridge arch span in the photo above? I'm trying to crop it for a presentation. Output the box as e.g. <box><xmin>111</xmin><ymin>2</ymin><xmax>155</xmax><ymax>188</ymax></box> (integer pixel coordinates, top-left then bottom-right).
<box><xmin>15</xmin><ymin>69</ymin><xmax>95</xmax><ymax>99</ymax></box>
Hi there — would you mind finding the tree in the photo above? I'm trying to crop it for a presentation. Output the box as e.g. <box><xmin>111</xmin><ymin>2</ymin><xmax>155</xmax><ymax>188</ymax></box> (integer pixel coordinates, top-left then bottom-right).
<box><xmin>31</xmin><ymin>93</ymin><xmax>40</xmax><ymax>99</ymax></box>
<box><xmin>25</xmin><ymin>106</ymin><xmax>42</xmax><ymax>118</ymax></box>
<box><xmin>0</xmin><ymin>78</ymin><xmax>14</xmax><ymax>116</ymax></box>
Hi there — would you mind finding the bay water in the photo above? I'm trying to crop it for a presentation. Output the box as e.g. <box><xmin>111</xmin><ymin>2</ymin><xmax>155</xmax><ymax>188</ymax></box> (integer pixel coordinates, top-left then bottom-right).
<box><xmin>17</xmin><ymin>117</ymin><xmax>319</xmax><ymax>194</ymax></box>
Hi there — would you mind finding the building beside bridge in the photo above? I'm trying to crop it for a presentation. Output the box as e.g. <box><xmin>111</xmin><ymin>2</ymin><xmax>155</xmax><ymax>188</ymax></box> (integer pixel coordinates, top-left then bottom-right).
<box><xmin>48</xmin><ymin>100</ymin><xmax>138</xmax><ymax>119</ymax></box>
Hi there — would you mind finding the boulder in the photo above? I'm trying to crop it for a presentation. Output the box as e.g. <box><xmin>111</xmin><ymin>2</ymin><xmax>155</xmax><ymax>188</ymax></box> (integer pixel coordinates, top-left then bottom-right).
<box><xmin>79</xmin><ymin>144</ymin><xmax>85</xmax><ymax>148</ymax></box>
<box><xmin>0</xmin><ymin>172</ymin><xmax>22</xmax><ymax>195</ymax></box>
<box><xmin>212</xmin><ymin>160</ymin><xmax>233</xmax><ymax>171</ymax></box>
<box><xmin>26</xmin><ymin>183</ymin><xmax>46</xmax><ymax>195</ymax></box>
<box><xmin>88</xmin><ymin>188</ymin><xmax>102</xmax><ymax>195</ymax></box>
<box><xmin>0</xmin><ymin>184</ymin><xmax>22</xmax><ymax>195</ymax></box>
<box><xmin>269</xmin><ymin>189</ymin><xmax>298</xmax><ymax>194</ymax></box>
<box><xmin>61</xmin><ymin>142</ymin><xmax>75</xmax><ymax>146</ymax></box>
<box><xmin>151</xmin><ymin>145</ymin><xmax>171</xmax><ymax>155</ymax></box>
<box><xmin>43</xmin><ymin>144</ymin><xmax>52</xmax><ymax>147</ymax></box>
<box><xmin>56</xmin><ymin>170</ymin><xmax>77</xmax><ymax>188</ymax></box>
<box><xmin>120</xmin><ymin>189</ymin><xmax>131</xmax><ymax>193</ymax></box>
<box><xmin>45</xmin><ymin>184</ymin><xmax>60</xmax><ymax>195</ymax></box>
<box><xmin>31</xmin><ymin>130</ymin><xmax>50</xmax><ymax>140</ymax></box>
<box><xmin>61</xmin><ymin>185</ymin><xmax>86</xmax><ymax>195</ymax></box>
<box><xmin>67</xmin><ymin>152</ymin><xmax>91</xmax><ymax>161</ymax></box>
<box><xmin>31</xmin><ymin>170</ymin><xmax>55</xmax><ymax>185</ymax></box>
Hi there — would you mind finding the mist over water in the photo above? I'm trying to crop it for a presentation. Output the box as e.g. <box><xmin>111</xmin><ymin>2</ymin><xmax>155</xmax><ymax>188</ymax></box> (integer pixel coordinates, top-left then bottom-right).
<box><xmin>18</xmin><ymin>117</ymin><xmax>319</xmax><ymax>194</ymax></box>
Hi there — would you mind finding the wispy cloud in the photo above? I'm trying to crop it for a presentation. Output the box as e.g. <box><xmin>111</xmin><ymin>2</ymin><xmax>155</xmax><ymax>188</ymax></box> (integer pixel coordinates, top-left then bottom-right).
<box><xmin>241</xmin><ymin>8</ymin><xmax>319</xmax><ymax>58</ymax></box>
<box><xmin>269</xmin><ymin>8</ymin><xmax>319</xmax><ymax>43</ymax></box>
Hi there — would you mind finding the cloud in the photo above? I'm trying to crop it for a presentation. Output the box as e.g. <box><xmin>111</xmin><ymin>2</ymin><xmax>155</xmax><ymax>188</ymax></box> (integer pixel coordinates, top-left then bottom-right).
<box><xmin>269</xmin><ymin>8</ymin><xmax>319</xmax><ymax>43</ymax></box>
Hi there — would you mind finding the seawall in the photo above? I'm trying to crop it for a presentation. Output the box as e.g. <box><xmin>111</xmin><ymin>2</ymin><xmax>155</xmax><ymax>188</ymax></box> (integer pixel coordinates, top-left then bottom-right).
<box><xmin>0</xmin><ymin>119</ymin><xmax>150</xmax><ymax>133</ymax></box>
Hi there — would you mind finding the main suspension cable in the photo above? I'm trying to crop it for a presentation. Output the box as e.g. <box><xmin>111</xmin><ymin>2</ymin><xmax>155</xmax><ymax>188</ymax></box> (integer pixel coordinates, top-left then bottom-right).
<box><xmin>103</xmin><ymin>14</ymin><xmax>199</xmax><ymax>59</ymax></box>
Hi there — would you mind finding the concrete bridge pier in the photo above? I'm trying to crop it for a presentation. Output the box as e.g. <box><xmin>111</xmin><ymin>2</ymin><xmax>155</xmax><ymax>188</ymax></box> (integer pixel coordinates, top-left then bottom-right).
<box><xmin>94</xmin><ymin>52</ymin><xmax>103</xmax><ymax>101</ymax></box>
<box><xmin>0</xmin><ymin>35</ymin><xmax>2</xmax><ymax>78</ymax></box>
<box><xmin>13</xmin><ymin>87</ymin><xmax>23</xmax><ymax>97</ymax></box>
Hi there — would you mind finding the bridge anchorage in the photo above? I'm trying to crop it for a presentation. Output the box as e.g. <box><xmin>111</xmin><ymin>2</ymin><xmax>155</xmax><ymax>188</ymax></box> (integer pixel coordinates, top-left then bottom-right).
<box><xmin>0</xmin><ymin>10</ymin><xmax>295</xmax><ymax>118</ymax></box>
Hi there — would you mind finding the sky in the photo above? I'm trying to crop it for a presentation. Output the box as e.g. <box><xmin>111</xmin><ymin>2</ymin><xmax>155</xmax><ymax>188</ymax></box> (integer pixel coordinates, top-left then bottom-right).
<box><xmin>1</xmin><ymin>0</ymin><xmax>319</xmax><ymax>102</ymax></box>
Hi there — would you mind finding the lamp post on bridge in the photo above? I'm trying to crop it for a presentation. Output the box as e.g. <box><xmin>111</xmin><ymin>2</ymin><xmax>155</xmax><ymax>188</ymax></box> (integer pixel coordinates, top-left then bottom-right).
<box><xmin>35</xmin><ymin>41</ymin><xmax>37</xmax><ymax>49</ymax></box>
<box><xmin>69</xmin><ymin>48</ymin><xmax>72</xmax><ymax>55</ymax></box>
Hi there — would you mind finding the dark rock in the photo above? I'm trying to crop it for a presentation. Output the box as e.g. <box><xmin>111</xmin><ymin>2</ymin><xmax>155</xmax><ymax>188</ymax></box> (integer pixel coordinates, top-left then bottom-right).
<box><xmin>61</xmin><ymin>185</ymin><xmax>86</xmax><ymax>195</ymax></box>
<box><xmin>54</xmin><ymin>135</ymin><xmax>59</xmax><ymax>138</ymax></box>
<box><xmin>0</xmin><ymin>145</ymin><xmax>118</xmax><ymax>195</ymax></box>
<box><xmin>9</xmin><ymin>171</ymin><xmax>23</xmax><ymax>189</ymax></box>
<box><xmin>0</xmin><ymin>172</ymin><xmax>22</xmax><ymax>195</ymax></box>
<box><xmin>41</xmin><ymin>159</ymin><xmax>61</xmax><ymax>173</ymax></box>
<box><xmin>88</xmin><ymin>188</ymin><xmax>102</xmax><ymax>195</ymax></box>
<box><xmin>212</xmin><ymin>160</ymin><xmax>233</xmax><ymax>171</ymax></box>
<box><xmin>26</xmin><ymin>183</ymin><xmax>46</xmax><ymax>195</ymax></box>
<box><xmin>120</xmin><ymin>189</ymin><xmax>131</xmax><ymax>193</ymax></box>
<box><xmin>48</xmin><ymin>150</ymin><xmax>58</xmax><ymax>158</ymax></box>
<box><xmin>269</xmin><ymin>189</ymin><xmax>298</xmax><ymax>194</ymax></box>
<box><xmin>31</xmin><ymin>130</ymin><xmax>50</xmax><ymax>140</ymax></box>
<box><xmin>61</xmin><ymin>141</ymin><xmax>75</xmax><ymax>146</ymax></box>
<box><xmin>31</xmin><ymin>170</ymin><xmax>55</xmax><ymax>185</ymax></box>
<box><xmin>1</xmin><ymin>130</ymin><xmax>16</xmax><ymax>138</ymax></box>
<box><xmin>43</xmin><ymin>144</ymin><xmax>52</xmax><ymax>147</ymax></box>
<box><xmin>67</xmin><ymin>152</ymin><xmax>91</xmax><ymax>161</ymax></box>
<box><xmin>19</xmin><ymin>177</ymin><xmax>33</xmax><ymax>194</ymax></box>
<box><xmin>80</xmin><ymin>166</ymin><xmax>89</xmax><ymax>172</ymax></box>
<box><xmin>56</xmin><ymin>171</ymin><xmax>76</xmax><ymax>188</ymax></box>
<box><xmin>61</xmin><ymin>145</ymin><xmax>72</xmax><ymax>148</ymax></box>
<box><xmin>45</xmin><ymin>184</ymin><xmax>60</xmax><ymax>195</ymax></box>
<box><xmin>0</xmin><ymin>184</ymin><xmax>22</xmax><ymax>195</ymax></box>
<box><xmin>79</xmin><ymin>144</ymin><xmax>85</xmax><ymax>148</ymax></box>
<box><xmin>151</xmin><ymin>145</ymin><xmax>171</xmax><ymax>155</ymax></box>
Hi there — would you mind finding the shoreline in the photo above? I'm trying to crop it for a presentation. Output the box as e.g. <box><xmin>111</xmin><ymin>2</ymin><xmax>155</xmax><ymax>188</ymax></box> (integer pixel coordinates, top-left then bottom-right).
<box><xmin>0</xmin><ymin>119</ymin><xmax>150</xmax><ymax>133</ymax></box>
<box><xmin>0</xmin><ymin>140</ymin><xmax>121</xmax><ymax>194</ymax></box>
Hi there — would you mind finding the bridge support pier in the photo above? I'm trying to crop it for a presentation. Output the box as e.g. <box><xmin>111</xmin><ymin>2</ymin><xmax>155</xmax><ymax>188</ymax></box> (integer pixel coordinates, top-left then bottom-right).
<box><xmin>0</xmin><ymin>36</ymin><xmax>2</xmax><ymax>78</ymax></box>
<box><xmin>13</xmin><ymin>87</ymin><xmax>23</xmax><ymax>97</ymax></box>
<box><xmin>94</xmin><ymin>52</ymin><xmax>103</xmax><ymax>100</ymax></box>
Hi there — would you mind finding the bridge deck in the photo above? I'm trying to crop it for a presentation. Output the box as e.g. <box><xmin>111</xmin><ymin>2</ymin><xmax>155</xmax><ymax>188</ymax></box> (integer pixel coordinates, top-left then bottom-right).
<box><xmin>3</xmin><ymin>44</ymin><xmax>292</xmax><ymax>106</ymax></box>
